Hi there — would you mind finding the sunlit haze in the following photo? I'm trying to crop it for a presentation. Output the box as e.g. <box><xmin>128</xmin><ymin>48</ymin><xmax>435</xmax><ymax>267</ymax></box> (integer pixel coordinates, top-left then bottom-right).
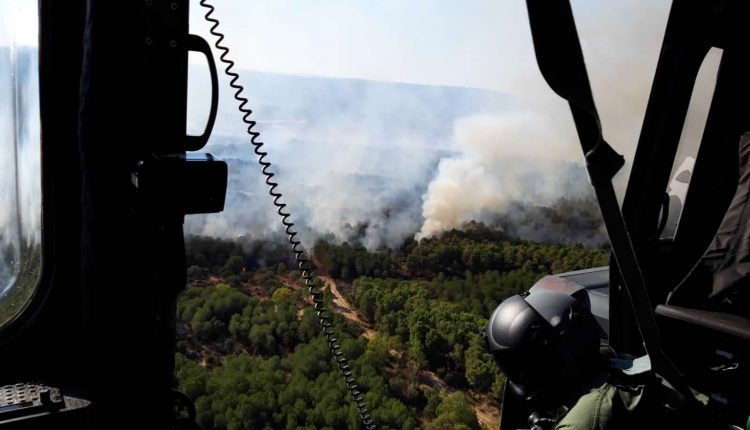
<box><xmin>186</xmin><ymin>0</ymin><xmax>674</xmax><ymax>247</ymax></box>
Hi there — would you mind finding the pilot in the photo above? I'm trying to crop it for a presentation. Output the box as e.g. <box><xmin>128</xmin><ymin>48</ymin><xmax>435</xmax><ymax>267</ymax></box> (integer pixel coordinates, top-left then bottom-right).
<box><xmin>484</xmin><ymin>291</ymin><xmax>687</xmax><ymax>430</ymax></box>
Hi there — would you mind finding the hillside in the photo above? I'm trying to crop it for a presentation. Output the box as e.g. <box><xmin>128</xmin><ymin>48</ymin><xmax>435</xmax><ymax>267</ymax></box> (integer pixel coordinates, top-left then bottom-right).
<box><xmin>174</xmin><ymin>226</ymin><xmax>609</xmax><ymax>429</ymax></box>
<box><xmin>183</xmin><ymin>67</ymin><xmax>607</xmax><ymax>251</ymax></box>
<box><xmin>187</xmin><ymin>65</ymin><xmax>513</xmax><ymax>140</ymax></box>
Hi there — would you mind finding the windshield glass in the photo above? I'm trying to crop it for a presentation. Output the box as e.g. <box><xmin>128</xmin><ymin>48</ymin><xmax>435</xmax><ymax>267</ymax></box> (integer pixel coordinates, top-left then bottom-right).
<box><xmin>179</xmin><ymin>1</ymin><xmax>671</xmax><ymax>428</ymax></box>
<box><xmin>0</xmin><ymin>0</ymin><xmax>42</xmax><ymax>329</ymax></box>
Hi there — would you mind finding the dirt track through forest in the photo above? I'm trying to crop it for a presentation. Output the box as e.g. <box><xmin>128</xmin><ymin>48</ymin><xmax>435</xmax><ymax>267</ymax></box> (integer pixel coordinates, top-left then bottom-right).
<box><xmin>321</xmin><ymin>275</ymin><xmax>500</xmax><ymax>429</ymax></box>
<box><xmin>320</xmin><ymin>275</ymin><xmax>376</xmax><ymax>339</ymax></box>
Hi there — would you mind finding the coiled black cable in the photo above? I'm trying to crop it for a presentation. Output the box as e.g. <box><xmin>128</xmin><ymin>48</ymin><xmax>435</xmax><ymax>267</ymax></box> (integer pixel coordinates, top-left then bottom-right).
<box><xmin>198</xmin><ymin>1</ymin><xmax>377</xmax><ymax>428</ymax></box>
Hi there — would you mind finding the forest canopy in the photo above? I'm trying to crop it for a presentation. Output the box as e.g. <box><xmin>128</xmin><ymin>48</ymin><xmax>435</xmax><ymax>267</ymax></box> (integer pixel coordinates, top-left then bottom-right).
<box><xmin>177</xmin><ymin>223</ymin><xmax>609</xmax><ymax>429</ymax></box>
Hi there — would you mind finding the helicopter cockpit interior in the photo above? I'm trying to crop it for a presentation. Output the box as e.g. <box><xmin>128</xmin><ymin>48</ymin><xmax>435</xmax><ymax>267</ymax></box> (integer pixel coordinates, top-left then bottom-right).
<box><xmin>0</xmin><ymin>0</ymin><xmax>748</xmax><ymax>429</ymax></box>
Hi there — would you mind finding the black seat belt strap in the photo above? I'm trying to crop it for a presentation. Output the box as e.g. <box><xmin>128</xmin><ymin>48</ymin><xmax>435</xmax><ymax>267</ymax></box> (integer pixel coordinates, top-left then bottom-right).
<box><xmin>525</xmin><ymin>0</ymin><xmax>698</xmax><ymax>406</ymax></box>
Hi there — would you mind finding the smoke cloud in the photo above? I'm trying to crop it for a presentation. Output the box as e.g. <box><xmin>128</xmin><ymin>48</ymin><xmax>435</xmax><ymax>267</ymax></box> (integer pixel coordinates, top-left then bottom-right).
<box><xmin>416</xmin><ymin>112</ymin><xmax>587</xmax><ymax>240</ymax></box>
<box><xmin>416</xmin><ymin>0</ymin><xmax>678</xmax><ymax>241</ymax></box>
<box><xmin>185</xmin><ymin>68</ymin><xmax>509</xmax><ymax>249</ymax></box>
<box><xmin>185</xmin><ymin>0</ymin><xmax>686</xmax><ymax>249</ymax></box>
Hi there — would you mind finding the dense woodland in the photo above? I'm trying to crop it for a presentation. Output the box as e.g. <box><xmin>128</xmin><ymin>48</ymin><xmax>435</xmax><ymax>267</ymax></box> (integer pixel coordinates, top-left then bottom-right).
<box><xmin>176</xmin><ymin>223</ymin><xmax>609</xmax><ymax>429</ymax></box>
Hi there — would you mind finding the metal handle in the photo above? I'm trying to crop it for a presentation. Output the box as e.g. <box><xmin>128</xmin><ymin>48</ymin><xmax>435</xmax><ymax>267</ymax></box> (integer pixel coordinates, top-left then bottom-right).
<box><xmin>185</xmin><ymin>34</ymin><xmax>218</xmax><ymax>151</ymax></box>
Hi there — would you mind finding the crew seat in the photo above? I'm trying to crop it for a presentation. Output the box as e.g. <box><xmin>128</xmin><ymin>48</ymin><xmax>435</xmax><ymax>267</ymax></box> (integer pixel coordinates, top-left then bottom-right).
<box><xmin>656</xmin><ymin>131</ymin><xmax>750</xmax><ymax>424</ymax></box>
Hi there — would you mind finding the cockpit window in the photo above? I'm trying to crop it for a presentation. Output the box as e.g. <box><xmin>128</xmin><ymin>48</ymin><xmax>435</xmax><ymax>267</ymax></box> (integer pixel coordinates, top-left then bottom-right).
<box><xmin>0</xmin><ymin>0</ymin><xmax>42</xmax><ymax>329</ymax></box>
<box><xmin>661</xmin><ymin>48</ymin><xmax>722</xmax><ymax>239</ymax></box>
<box><xmin>570</xmin><ymin>0</ymin><xmax>672</xmax><ymax>197</ymax></box>
<box><xmin>176</xmin><ymin>1</ymin><xmax>667</xmax><ymax>428</ymax></box>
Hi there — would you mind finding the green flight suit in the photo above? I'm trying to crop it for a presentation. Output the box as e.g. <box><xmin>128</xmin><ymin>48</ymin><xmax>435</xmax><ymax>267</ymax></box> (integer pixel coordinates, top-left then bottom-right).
<box><xmin>552</xmin><ymin>365</ymin><xmax>689</xmax><ymax>429</ymax></box>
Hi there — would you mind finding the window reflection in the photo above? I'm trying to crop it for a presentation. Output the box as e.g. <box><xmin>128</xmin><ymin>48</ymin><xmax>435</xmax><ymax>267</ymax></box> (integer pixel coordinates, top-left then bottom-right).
<box><xmin>0</xmin><ymin>0</ymin><xmax>41</xmax><ymax>329</ymax></box>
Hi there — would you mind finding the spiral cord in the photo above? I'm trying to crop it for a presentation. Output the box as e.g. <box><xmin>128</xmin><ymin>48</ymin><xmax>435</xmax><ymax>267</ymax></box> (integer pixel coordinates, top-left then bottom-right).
<box><xmin>198</xmin><ymin>1</ymin><xmax>377</xmax><ymax>428</ymax></box>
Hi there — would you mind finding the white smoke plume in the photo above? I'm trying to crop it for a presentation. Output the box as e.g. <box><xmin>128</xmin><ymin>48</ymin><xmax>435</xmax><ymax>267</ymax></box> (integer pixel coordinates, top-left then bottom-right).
<box><xmin>185</xmin><ymin>0</ymin><xmax>697</xmax><ymax>249</ymax></box>
<box><xmin>185</xmin><ymin>68</ymin><xmax>508</xmax><ymax>249</ymax></box>
<box><xmin>416</xmin><ymin>0</ymin><xmax>677</xmax><ymax>240</ymax></box>
<box><xmin>416</xmin><ymin>112</ymin><xmax>587</xmax><ymax>239</ymax></box>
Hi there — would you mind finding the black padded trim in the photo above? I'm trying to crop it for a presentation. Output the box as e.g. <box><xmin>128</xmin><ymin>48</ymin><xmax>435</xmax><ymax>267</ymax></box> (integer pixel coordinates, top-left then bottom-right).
<box><xmin>656</xmin><ymin>304</ymin><xmax>750</xmax><ymax>340</ymax></box>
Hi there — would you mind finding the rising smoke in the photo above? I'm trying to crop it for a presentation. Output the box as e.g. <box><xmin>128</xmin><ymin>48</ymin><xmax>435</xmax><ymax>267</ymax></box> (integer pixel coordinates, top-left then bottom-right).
<box><xmin>416</xmin><ymin>0</ymin><xmax>677</xmax><ymax>242</ymax></box>
<box><xmin>185</xmin><ymin>0</ymin><xmax>677</xmax><ymax>249</ymax></box>
<box><xmin>185</xmin><ymin>69</ymin><xmax>509</xmax><ymax>249</ymax></box>
<box><xmin>416</xmin><ymin>112</ymin><xmax>588</xmax><ymax>240</ymax></box>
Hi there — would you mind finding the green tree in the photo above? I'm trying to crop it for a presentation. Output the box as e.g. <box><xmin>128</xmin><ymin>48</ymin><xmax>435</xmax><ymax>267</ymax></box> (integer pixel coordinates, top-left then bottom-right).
<box><xmin>423</xmin><ymin>388</ymin><xmax>441</xmax><ymax>419</ymax></box>
<box><xmin>271</xmin><ymin>287</ymin><xmax>294</xmax><ymax>307</ymax></box>
<box><xmin>464</xmin><ymin>341</ymin><xmax>500</xmax><ymax>392</ymax></box>
<box><xmin>174</xmin><ymin>353</ymin><xmax>208</xmax><ymax>400</ymax></box>
<box><xmin>364</xmin><ymin>334</ymin><xmax>392</xmax><ymax>369</ymax></box>
<box><xmin>187</xmin><ymin>265</ymin><xmax>203</xmax><ymax>280</ymax></box>
<box><xmin>221</xmin><ymin>255</ymin><xmax>245</xmax><ymax>277</ymax></box>
<box><xmin>427</xmin><ymin>392</ymin><xmax>480</xmax><ymax>430</ymax></box>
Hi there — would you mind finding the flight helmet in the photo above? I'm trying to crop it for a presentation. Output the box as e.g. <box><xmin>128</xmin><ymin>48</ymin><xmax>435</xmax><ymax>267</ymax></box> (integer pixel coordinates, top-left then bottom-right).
<box><xmin>484</xmin><ymin>290</ymin><xmax>602</xmax><ymax>406</ymax></box>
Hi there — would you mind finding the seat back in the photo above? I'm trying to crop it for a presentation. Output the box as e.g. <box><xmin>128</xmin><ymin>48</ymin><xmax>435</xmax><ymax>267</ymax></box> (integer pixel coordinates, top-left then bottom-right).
<box><xmin>668</xmin><ymin>132</ymin><xmax>750</xmax><ymax>315</ymax></box>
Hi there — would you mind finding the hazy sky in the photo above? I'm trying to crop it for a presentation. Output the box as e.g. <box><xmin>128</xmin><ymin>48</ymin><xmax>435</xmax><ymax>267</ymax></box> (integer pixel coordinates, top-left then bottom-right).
<box><xmin>2</xmin><ymin>0</ymin><xmax>38</xmax><ymax>46</ymax></box>
<box><xmin>184</xmin><ymin>1</ymin><xmax>700</xmax><ymax>246</ymax></box>
<box><xmin>189</xmin><ymin>0</ymin><xmax>673</xmax><ymax>184</ymax></box>
<box><xmin>189</xmin><ymin>1</ymin><xmax>670</xmax><ymax>93</ymax></box>
<box><xmin>191</xmin><ymin>0</ymin><xmax>671</xmax><ymax>179</ymax></box>
<box><xmin>189</xmin><ymin>1</ymin><xmax>537</xmax><ymax>92</ymax></box>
